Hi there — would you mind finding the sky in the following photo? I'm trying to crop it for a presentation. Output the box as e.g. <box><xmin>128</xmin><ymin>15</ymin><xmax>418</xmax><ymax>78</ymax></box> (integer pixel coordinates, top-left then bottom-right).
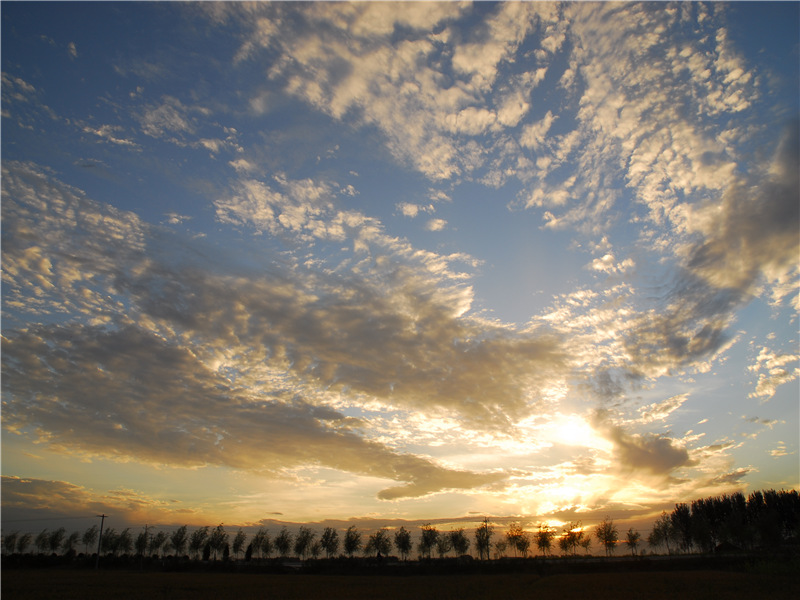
<box><xmin>2</xmin><ymin>1</ymin><xmax>799</xmax><ymax>540</ymax></box>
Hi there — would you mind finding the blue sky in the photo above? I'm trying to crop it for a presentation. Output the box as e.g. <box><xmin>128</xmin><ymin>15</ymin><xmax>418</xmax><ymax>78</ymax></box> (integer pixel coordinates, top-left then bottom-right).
<box><xmin>2</xmin><ymin>1</ymin><xmax>798</xmax><ymax>536</ymax></box>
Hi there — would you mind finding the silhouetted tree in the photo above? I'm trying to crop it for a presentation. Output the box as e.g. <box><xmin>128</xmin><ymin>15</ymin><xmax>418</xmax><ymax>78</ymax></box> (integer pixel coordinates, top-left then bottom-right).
<box><xmin>294</xmin><ymin>526</ymin><xmax>314</xmax><ymax>559</ymax></box>
<box><xmin>535</xmin><ymin>523</ymin><xmax>555</xmax><ymax>556</ymax></box>
<box><xmin>394</xmin><ymin>527</ymin><xmax>412</xmax><ymax>560</ymax></box>
<box><xmin>48</xmin><ymin>528</ymin><xmax>66</xmax><ymax>554</ymax></box>
<box><xmin>505</xmin><ymin>522</ymin><xmax>524</xmax><ymax>557</ymax></box>
<box><xmin>135</xmin><ymin>531</ymin><xmax>149</xmax><ymax>556</ymax></box>
<box><xmin>475</xmin><ymin>518</ymin><xmax>493</xmax><ymax>560</ymax></box>
<box><xmin>493</xmin><ymin>539</ymin><xmax>507</xmax><ymax>559</ymax></box>
<box><xmin>261</xmin><ymin>530</ymin><xmax>274</xmax><ymax>558</ymax></box>
<box><xmin>275</xmin><ymin>528</ymin><xmax>292</xmax><ymax>557</ymax></box>
<box><xmin>561</xmin><ymin>522</ymin><xmax>583</xmax><ymax>556</ymax></box>
<box><xmin>647</xmin><ymin>512</ymin><xmax>673</xmax><ymax>554</ymax></box>
<box><xmin>61</xmin><ymin>531</ymin><xmax>81</xmax><ymax>555</ymax></box>
<box><xmin>232</xmin><ymin>529</ymin><xmax>247</xmax><ymax>559</ymax></box>
<box><xmin>449</xmin><ymin>528</ymin><xmax>470</xmax><ymax>556</ymax></box>
<box><xmin>209</xmin><ymin>524</ymin><xmax>228</xmax><ymax>560</ymax></box>
<box><xmin>16</xmin><ymin>533</ymin><xmax>32</xmax><ymax>555</ymax></box>
<box><xmin>310</xmin><ymin>540</ymin><xmax>322</xmax><ymax>559</ymax></box>
<box><xmin>100</xmin><ymin>528</ymin><xmax>118</xmax><ymax>555</ymax></box>
<box><xmin>595</xmin><ymin>517</ymin><xmax>618</xmax><ymax>557</ymax></box>
<box><xmin>118</xmin><ymin>528</ymin><xmax>133</xmax><ymax>556</ymax></box>
<box><xmin>365</xmin><ymin>528</ymin><xmax>391</xmax><ymax>557</ymax></box>
<box><xmin>625</xmin><ymin>527</ymin><xmax>640</xmax><ymax>556</ymax></box>
<box><xmin>170</xmin><ymin>525</ymin><xmax>189</xmax><ymax>557</ymax></box>
<box><xmin>189</xmin><ymin>526</ymin><xmax>209</xmax><ymax>560</ymax></box>
<box><xmin>320</xmin><ymin>527</ymin><xmax>339</xmax><ymax>558</ymax></box>
<box><xmin>435</xmin><ymin>533</ymin><xmax>452</xmax><ymax>558</ymax></box>
<box><xmin>418</xmin><ymin>524</ymin><xmax>438</xmax><ymax>559</ymax></box>
<box><xmin>34</xmin><ymin>529</ymin><xmax>49</xmax><ymax>554</ymax></box>
<box><xmin>150</xmin><ymin>531</ymin><xmax>168</xmax><ymax>557</ymax></box>
<box><xmin>81</xmin><ymin>525</ymin><xmax>98</xmax><ymax>556</ymax></box>
<box><xmin>251</xmin><ymin>528</ymin><xmax>267</xmax><ymax>559</ymax></box>
<box><xmin>579</xmin><ymin>534</ymin><xmax>592</xmax><ymax>555</ymax></box>
<box><xmin>343</xmin><ymin>525</ymin><xmax>361</xmax><ymax>557</ymax></box>
<box><xmin>558</xmin><ymin>534</ymin><xmax>570</xmax><ymax>555</ymax></box>
<box><xmin>670</xmin><ymin>503</ymin><xmax>693</xmax><ymax>553</ymax></box>
<box><xmin>3</xmin><ymin>532</ymin><xmax>18</xmax><ymax>555</ymax></box>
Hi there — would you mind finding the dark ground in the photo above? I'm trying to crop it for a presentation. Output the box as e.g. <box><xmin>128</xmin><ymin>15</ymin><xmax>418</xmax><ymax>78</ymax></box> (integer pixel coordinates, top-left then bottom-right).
<box><xmin>3</xmin><ymin>567</ymin><xmax>799</xmax><ymax>600</ymax></box>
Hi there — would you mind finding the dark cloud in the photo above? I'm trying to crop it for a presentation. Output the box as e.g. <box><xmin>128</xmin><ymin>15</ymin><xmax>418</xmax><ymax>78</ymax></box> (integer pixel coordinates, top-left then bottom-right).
<box><xmin>593</xmin><ymin>412</ymin><xmax>694</xmax><ymax>477</ymax></box>
<box><xmin>687</xmin><ymin>121</ymin><xmax>799</xmax><ymax>296</ymax></box>
<box><xmin>0</xmin><ymin>476</ymin><xmax>117</xmax><ymax>528</ymax></box>
<box><xmin>1</xmin><ymin>323</ymin><xmax>505</xmax><ymax>500</ymax></box>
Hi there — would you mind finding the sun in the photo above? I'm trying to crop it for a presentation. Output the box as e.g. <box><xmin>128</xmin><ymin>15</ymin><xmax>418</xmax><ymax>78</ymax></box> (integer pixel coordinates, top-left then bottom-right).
<box><xmin>551</xmin><ymin>414</ymin><xmax>612</xmax><ymax>452</ymax></box>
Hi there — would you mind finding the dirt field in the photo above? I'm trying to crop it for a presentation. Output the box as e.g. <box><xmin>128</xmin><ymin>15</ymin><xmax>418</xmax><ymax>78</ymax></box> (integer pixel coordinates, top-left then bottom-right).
<box><xmin>3</xmin><ymin>569</ymin><xmax>798</xmax><ymax>600</ymax></box>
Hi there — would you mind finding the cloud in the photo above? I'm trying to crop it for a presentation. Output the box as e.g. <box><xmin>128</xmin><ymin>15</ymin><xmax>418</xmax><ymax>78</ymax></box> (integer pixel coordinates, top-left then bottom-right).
<box><xmin>638</xmin><ymin>394</ymin><xmax>689</xmax><ymax>424</ymax></box>
<box><xmin>219</xmin><ymin>2</ymin><xmax>563</xmax><ymax>182</ymax></box>
<box><xmin>82</xmin><ymin>124</ymin><xmax>139</xmax><ymax>147</ymax></box>
<box><xmin>425</xmin><ymin>218</ymin><xmax>447</xmax><ymax>232</ymax></box>
<box><xmin>602</xmin><ymin>422</ymin><xmax>695</xmax><ymax>477</ymax></box>
<box><xmin>2</xmin><ymin>322</ymin><xmax>506</xmax><ymax>500</ymax></box>
<box><xmin>67</xmin><ymin>41</ymin><xmax>77</xmax><ymax>59</ymax></box>
<box><xmin>748</xmin><ymin>345</ymin><xmax>800</xmax><ymax>401</ymax></box>
<box><xmin>683</xmin><ymin>122</ymin><xmax>800</xmax><ymax>304</ymax></box>
<box><xmin>0</xmin><ymin>476</ymin><xmax>197</xmax><ymax>527</ymax></box>
<box><xmin>2</xmin><ymin>161</ymin><xmax>568</xmax><ymax>499</ymax></box>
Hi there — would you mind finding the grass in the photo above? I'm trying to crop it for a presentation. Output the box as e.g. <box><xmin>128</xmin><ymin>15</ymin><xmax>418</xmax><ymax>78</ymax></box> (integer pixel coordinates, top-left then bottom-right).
<box><xmin>3</xmin><ymin>568</ymin><xmax>799</xmax><ymax>599</ymax></box>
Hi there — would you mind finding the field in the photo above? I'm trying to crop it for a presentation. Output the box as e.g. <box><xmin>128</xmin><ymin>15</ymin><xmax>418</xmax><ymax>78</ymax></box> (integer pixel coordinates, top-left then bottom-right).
<box><xmin>3</xmin><ymin>568</ymin><xmax>798</xmax><ymax>600</ymax></box>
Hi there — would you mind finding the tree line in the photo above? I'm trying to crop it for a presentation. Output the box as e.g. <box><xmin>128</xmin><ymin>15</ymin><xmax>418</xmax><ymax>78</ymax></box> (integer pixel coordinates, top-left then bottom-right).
<box><xmin>2</xmin><ymin>489</ymin><xmax>797</xmax><ymax>562</ymax></box>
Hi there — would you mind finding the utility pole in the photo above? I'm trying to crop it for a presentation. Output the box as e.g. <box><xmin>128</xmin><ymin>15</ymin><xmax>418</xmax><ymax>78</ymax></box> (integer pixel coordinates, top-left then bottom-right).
<box><xmin>95</xmin><ymin>514</ymin><xmax>107</xmax><ymax>569</ymax></box>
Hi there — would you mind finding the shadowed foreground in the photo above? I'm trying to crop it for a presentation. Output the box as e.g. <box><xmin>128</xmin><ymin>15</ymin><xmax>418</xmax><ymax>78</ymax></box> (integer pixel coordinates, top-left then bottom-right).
<box><xmin>3</xmin><ymin>569</ymin><xmax>798</xmax><ymax>600</ymax></box>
